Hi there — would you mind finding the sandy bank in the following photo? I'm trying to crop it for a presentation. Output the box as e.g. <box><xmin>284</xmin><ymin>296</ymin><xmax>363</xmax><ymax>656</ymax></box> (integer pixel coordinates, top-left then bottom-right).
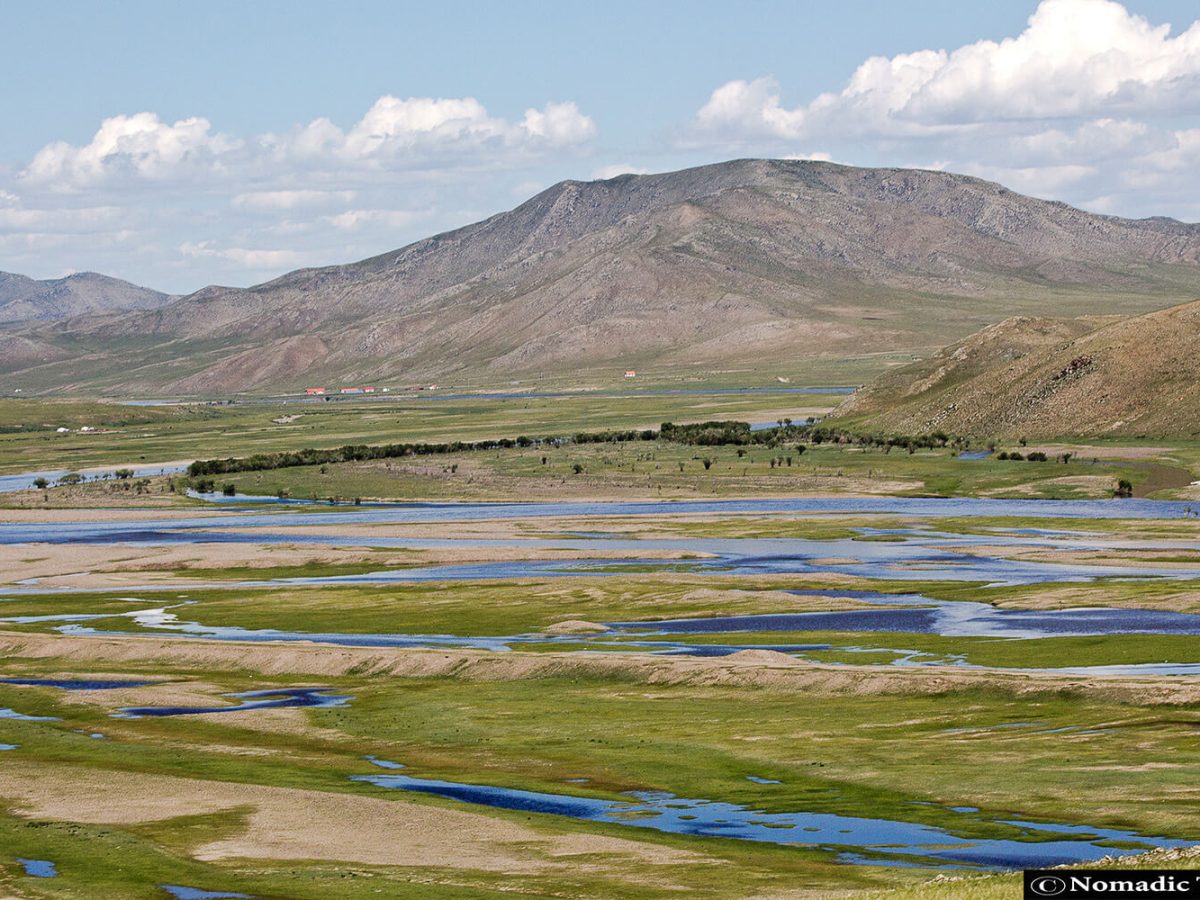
<box><xmin>0</xmin><ymin>761</ymin><xmax>709</xmax><ymax>873</ymax></box>
<box><xmin>3</xmin><ymin>630</ymin><xmax>1198</xmax><ymax>704</ymax></box>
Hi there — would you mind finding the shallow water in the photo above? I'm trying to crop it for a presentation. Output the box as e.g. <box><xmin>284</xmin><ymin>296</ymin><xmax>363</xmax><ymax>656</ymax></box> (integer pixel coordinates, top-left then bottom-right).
<box><xmin>117</xmin><ymin>687</ymin><xmax>349</xmax><ymax>718</ymax></box>
<box><xmin>6</xmin><ymin>496</ymin><xmax>1200</xmax><ymax>550</ymax></box>
<box><xmin>353</xmin><ymin>770</ymin><xmax>1192</xmax><ymax>869</ymax></box>
<box><xmin>0</xmin><ymin>463</ymin><xmax>188</xmax><ymax>494</ymax></box>
<box><xmin>7</xmin><ymin>496</ymin><xmax>1200</xmax><ymax>593</ymax></box>
<box><xmin>0</xmin><ymin>707</ymin><xmax>60</xmax><ymax>722</ymax></box>
<box><xmin>24</xmin><ymin>587</ymin><xmax>1200</xmax><ymax>672</ymax></box>
<box><xmin>615</xmin><ymin>589</ymin><xmax>1200</xmax><ymax>639</ymax></box>
<box><xmin>0</xmin><ymin>677</ymin><xmax>160</xmax><ymax>690</ymax></box>
<box><xmin>16</xmin><ymin>859</ymin><xmax>57</xmax><ymax>878</ymax></box>
<box><xmin>366</xmin><ymin>755</ymin><xmax>406</xmax><ymax>769</ymax></box>
<box><xmin>161</xmin><ymin>887</ymin><xmax>251</xmax><ymax>900</ymax></box>
<box><xmin>7</xmin><ymin>498</ymin><xmax>1200</xmax><ymax>673</ymax></box>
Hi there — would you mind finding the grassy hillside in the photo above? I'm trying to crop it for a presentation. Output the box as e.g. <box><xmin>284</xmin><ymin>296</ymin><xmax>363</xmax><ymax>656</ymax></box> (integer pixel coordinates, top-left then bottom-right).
<box><xmin>830</xmin><ymin>299</ymin><xmax>1200</xmax><ymax>438</ymax></box>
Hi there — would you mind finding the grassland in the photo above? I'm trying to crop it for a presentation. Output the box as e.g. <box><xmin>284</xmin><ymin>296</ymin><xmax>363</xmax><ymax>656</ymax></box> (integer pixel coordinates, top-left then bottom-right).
<box><xmin>5</xmin><ymin>569</ymin><xmax>1200</xmax><ymax>670</ymax></box>
<box><xmin>4</xmin><ymin>392</ymin><xmax>1200</xmax><ymax>897</ymax></box>
<box><xmin>1</xmin><ymin>638</ymin><xmax>1199</xmax><ymax>898</ymax></box>
<box><xmin>8</xmin><ymin>394</ymin><xmax>1200</xmax><ymax>506</ymax></box>
<box><xmin>0</xmin><ymin>389</ymin><xmax>840</xmax><ymax>477</ymax></box>
<box><xmin>209</xmin><ymin>440</ymin><xmax>1184</xmax><ymax>502</ymax></box>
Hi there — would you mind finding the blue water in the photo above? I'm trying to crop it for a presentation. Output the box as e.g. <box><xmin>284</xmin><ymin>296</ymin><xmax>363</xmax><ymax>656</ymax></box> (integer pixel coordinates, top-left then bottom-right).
<box><xmin>0</xmin><ymin>463</ymin><xmax>188</xmax><ymax>494</ymax></box>
<box><xmin>161</xmin><ymin>887</ymin><xmax>251</xmax><ymax>900</ymax></box>
<box><xmin>8</xmin><ymin>495</ymin><xmax>1200</xmax><ymax>595</ymax></box>
<box><xmin>613</xmin><ymin>589</ymin><xmax>1200</xmax><ymax>639</ymax></box>
<box><xmin>958</xmin><ymin>451</ymin><xmax>992</xmax><ymax>460</ymax></box>
<box><xmin>6</xmin><ymin>497</ymin><xmax>1200</xmax><ymax>552</ymax></box>
<box><xmin>0</xmin><ymin>677</ymin><xmax>160</xmax><ymax>690</ymax></box>
<box><xmin>117</xmin><ymin>687</ymin><xmax>349</xmax><ymax>718</ymax></box>
<box><xmin>16</xmin><ymin>859</ymin><xmax>57</xmax><ymax>878</ymax></box>
<box><xmin>0</xmin><ymin>743</ymin><xmax>17</xmax><ymax>750</ymax></box>
<box><xmin>353</xmin><ymin>771</ymin><xmax>1193</xmax><ymax>869</ymax></box>
<box><xmin>0</xmin><ymin>708</ymin><xmax>60</xmax><ymax>721</ymax></box>
<box><xmin>5</xmin><ymin>525</ymin><xmax>1199</xmax><ymax>592</ymax></box>
<box><xmin>23</xmin><ymin>582</ymin><xmax>1200</xmax><ymax>669</ymax></box>
<box><xmin>366</xmin><ymin>755</ymin><xmax>406</xmax><ymax>769</ymax></box>
<box><xmin>746</xmin><ymin>776</ymin><xmax>782</xmax><ymax>784</ymax></box>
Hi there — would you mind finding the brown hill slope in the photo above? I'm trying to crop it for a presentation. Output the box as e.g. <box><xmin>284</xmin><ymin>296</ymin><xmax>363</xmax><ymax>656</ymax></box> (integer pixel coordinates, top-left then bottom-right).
<box><xmin>10</xmin><ymin>158</ymin><xmax>1200</xmax><ymax>394</ymax></box>
<box><xmin>830</xmin><ymin>299</ymin><xmax>1200</xmax><ymax>438</ymax></box>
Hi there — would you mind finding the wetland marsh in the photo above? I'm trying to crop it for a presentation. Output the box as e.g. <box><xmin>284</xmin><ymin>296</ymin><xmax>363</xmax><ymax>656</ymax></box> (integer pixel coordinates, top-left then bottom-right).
<box><xmin>3</xmin><ymin>394</ymin><xmax>1200</xmax><ymax>897</ymax></box>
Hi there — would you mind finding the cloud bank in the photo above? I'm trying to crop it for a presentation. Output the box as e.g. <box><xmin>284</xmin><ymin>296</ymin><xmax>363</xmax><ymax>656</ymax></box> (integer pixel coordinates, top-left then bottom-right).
<box><xmin>2</xmin><ymin>95</ymin><xmax>597</xmax><ymax>289</ymax></box>
<box><xmin>3</xmin><ymin>0</ymin><xmax>1200</xmax><ymax>293</ymax></box>
<box><xmin>688</xmin><ymin>0</ymin><xmax>1200</xmax><ymax>214</ymax></box>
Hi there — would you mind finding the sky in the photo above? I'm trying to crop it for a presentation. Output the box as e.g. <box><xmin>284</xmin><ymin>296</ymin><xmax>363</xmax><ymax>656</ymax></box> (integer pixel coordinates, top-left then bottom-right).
<box><xmin>2</xmin><ymin>0</ymin><xmax>1199</xmax><ymax>294</ymax></box>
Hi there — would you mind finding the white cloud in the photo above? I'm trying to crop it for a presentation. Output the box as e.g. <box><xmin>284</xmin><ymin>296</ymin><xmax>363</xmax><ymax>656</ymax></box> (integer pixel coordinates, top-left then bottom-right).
<box><xmin>694</xmin><ymin>0</ymin><xmax>1200</xmax><ymax>142</ymax></box>
<box><xmin>953</xmin><ymin>162</ymin><xmax>1098</xmax><ymax>197</ymax></box>
<box><xmin>0</xmin><ymin>205</ymin><xmax>123</xmax><ymax>234</ymax></box>
<box><xmin>684</xmin><ymin>0</ymin><xmax>1200</xmax><ymax>221</ymax></box>
<box><xmin>590</xmin><ymin>164</ymin><xmax>651</xmax><ymax>180</ymax></box>
<box><xmin>264</xmin><ymin>96</ymin><xmax>594</xmax><ymax>170</ymax></box>
<box><xmin>232</xmin><ymin>190</ymin><xmax>356</xmax><ymax>212</ymax></box>
<box><xmin>321</xmin><ymin>209</ymin><xmax>425</xmax><ymax>231</ymax></box>
<box><xmin>520</xmin><ymin>102</ymin><xmax>597</xmax><ymax>144</ymax></box>
<box><xmin>782</xmin><ymin>152</ymin><xmax>833</xmax><ymax>163</ymax></box>
<box><xmin>3</xmin><ymin>94</ymin><xmax>598</xmax><ymax>288</ymax></box>
<box><xmin>179</xmin><ymin>241</ymin><xmax>307</xmax><ymax>270</ymax></box>
<box><xmin>22</xmin><ymin>113</ymin><xmax>239</xmax><ymax>189</ymax></box>
<box><xmin>20</xmin><ymin>95</ymin><xmax>597</xmax><ymax>190</ymax></box>
<box><xmin>695</xmin><ymin>78</ymin><xmax>807</xmax><ymax>140</ymax></box>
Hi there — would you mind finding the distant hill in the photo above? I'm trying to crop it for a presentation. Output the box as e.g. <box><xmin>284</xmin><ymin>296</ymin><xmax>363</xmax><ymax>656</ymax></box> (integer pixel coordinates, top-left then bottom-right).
<box><xmin>829</xmin><ymin>299</ymin><xmax>1200</xmax><ymax>438</ymax></box>
<box><xmin>7</xmin><ymin>158</ymin><xmax>1200</xmax><ymax>394</ymax></box>
<box><xmin>0</xmin><ymin>271</ymin><xmax>170</xmax><ymax>325</ymax></box>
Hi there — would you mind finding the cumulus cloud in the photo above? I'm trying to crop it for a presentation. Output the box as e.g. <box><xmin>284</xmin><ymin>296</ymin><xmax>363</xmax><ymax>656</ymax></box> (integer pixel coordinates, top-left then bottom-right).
<box><xmin>687</xmin><ymin>0</ymin><xmax>1200</xmax><ymax>220</ymax></box>
<box><xmin>268</xmin><ymin>97</ymin><xmax>594</xmax><ymax>170</ymax></box>
<box><xmin>4</xmin><ymin>93</ymin><xmax>598</xmax><ymax>288</ymax></box>
<box><xmin>693</xmin><ymin>0</ymin><xmax>1200</xmax><ymax>142</ymax></box>
<box><xmin>19</xmin><ymin>95</ymin><xmax>596</xmax><ymax>191</ymax></box>
<box><xmin>23</xmin><ymin>113</ymin><xmax>239</xmax><ymax>188</ymax></box>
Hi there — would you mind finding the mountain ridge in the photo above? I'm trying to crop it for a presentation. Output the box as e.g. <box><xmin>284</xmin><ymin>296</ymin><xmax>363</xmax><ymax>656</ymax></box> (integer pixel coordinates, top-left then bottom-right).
<box><xmin>8</xmin><ymin>158</ymin><xmax>1200</xmax><ymax>394</ymax></box>
<box><xmin>0</xmin><ymin>270</ymin><xmax>170</xmax><ymax>325</ymax></box>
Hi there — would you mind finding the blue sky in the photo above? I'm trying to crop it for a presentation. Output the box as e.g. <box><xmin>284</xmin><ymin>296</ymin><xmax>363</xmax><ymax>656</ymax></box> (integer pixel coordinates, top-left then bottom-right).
<box><xmin>2</xmin><ymin>0</ymin><xmax>1199</xmax><ymax>292</ymax></box>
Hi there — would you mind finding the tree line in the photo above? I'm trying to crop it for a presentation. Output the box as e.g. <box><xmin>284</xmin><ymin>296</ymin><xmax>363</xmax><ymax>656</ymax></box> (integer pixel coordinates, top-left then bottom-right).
<box><xmin>185</xmin><ymin>418</ymin><xmax>1085</xmax><ymax>479</ymax></box>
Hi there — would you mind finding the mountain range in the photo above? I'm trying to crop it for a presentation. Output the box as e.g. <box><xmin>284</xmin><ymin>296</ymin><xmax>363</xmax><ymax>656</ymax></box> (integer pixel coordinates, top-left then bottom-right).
<box><xmin>0</xmin><ymin>271</ymin><xmax>169</xmax><ymax>325</ymax></box>
<box><xmin>3</xmin><ymin>158</ymin><xmax>1200</xmax><ymax>395</ymax></box>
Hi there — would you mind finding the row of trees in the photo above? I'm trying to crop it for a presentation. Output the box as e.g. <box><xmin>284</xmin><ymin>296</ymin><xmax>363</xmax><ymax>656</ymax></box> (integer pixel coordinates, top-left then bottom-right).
<box><xmin>185</xmin><ymin>417</ymin><xmax>1095</xmax><ymax>483</ymax></box>
<box><xmin>188</xmin><ymin>419</ymin><xmax>839</xmax><ymax>479</ymax></box>
<box><xmin>187</xmin><ymin>429</ymin><xmax>659</xmax><ymax>478</ymax></box>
